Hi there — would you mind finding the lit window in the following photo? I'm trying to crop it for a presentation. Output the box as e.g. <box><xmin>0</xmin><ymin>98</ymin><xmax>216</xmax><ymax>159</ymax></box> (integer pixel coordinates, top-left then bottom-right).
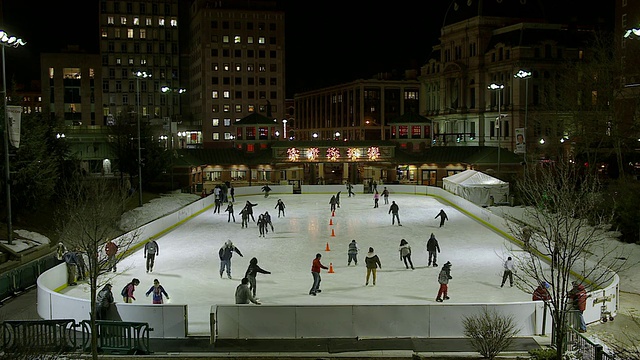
<box><xmin>224</xmin><ymin>118</ymin><xmax>231</xmax><ymax>126</ymax></box>
<box><xmin>235</xmin><ymin>104</ymin><xmax>242</xmax><ymax>112</ymax></box>
<box><xmin>223</xmin><ymin>91</ymin><xmax>230</xmax><ymax>99</ymax></box>
<box><xmin>128</xmin><ymin>58</ymin><xmax>134</xmax><ymax>65</ymax></box>
<box><xmin>108</xmin><ymin>16</ymin><xmax>115</xmax><ymax>25</ymax></box>
<box><xmin>146</xmin><ymin>18</ymin><xmax>152</xmax><ymax>26</ymax></box>
<box><xmin>247</xmin><ymin>36</ymin><xmax>254</xmax><ymax>44</ymax></box>
<box><xmin>213</xmin><ymin>133</ymin><xmax>220</xmax><ymax>140</ymax></box>
<box><xmin>101</xmin><ymin>29</ymin><xmax>107</xmax><ymax>38</ymax></box>
<box><xmin>224</xmin><ymin>132</ymin><xmax>233</xmax><ymax>140</ymax></box>
<box><xmin>223</xmin><ymin>35</ymin><xmax>230</xmax><ymax>43</ymax></box>
<box><xmin>258</xmin><ymin>37</ymin><xmax>265</xmax><ymax>44</ymax></box>
<box><xmin>223</xmin><ymin>63</ymin><xmax>230</xmax><ymax>71</ymax></box>
<box><xmin>248</xmin><ymin>104</ymin><xmax>255</xmax><ymax>112</ymax></box>
<box><xmin>128</xmin><ymin>29</ymin><xmax>134</xmax><ymax>38</ymax></box>
<box><xmin>170</xmin><ymin>18</ymin><xmax>178</xmax><ymax>27</ymax></box>
<box><xmin>212</xmin><ymin>118</ymin><xmax>219</xmax><ymax>126</ymax></box>
<box><xmin>116</xmin><ymin>58</ymin><xmax>122</xmax><ymax>65</ymax></box>
<box><xmin>223</xmin><ymin>104</ymin><xmax>230</xmax><ymax>112</ymax></box>
<box><xmin>247</xmin><ymin>64</ymin><xmax>254</xmax><ymax>72</ymax></box>
<box><xmin>120</xmin><ymin>16</ymin><xmax>127</xmax><ymax>25</ymax></box>
<box><xmin>212</xmin><ymin>91</ymin><xmax>219</xmax><ymax>99</ymax></box>
<box><xmin>115</xmin><ymin>28</ymin><xmax>121</xmax><ymax>38</ymax></box>
<box><xmin>134</xmin><ymin>17</ymin><xmax>139</xmax><ymax>26</ymax></box>
<box><xmin>235</xmin><ymin>64</ymin><xmax>241</xmax><ymax>71</ymax></box>
<box><xmin>140</xmin><ymin>58</ymin><xmax>147</xmax><ymax>65</ymax></box>
<box><xmin>140</xmin><ymin>29</ymin><xmax>146</xmax><ymax>39</ymax></box>
<box><xmin>234</xmin><ymin>35</ymin><xmax>241</xmax><ymax>44</ymax></box>
<box><xmin>159</xmin><ymin>18</ymin><xmax>165</xmax><ymax>26</ymax></box>
<box><xmin>212</xmin><ymin>64</ymin><xmax>219</xmax><ymax>71</ymax></box>
<box><xmin>259</xmin><ymin>64</ymin><xmax>266</xmax><ymax>72</ymax></box>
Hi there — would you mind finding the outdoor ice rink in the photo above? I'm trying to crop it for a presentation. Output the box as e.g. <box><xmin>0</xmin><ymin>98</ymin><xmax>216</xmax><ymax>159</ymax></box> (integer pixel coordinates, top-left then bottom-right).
<box><xmin>63</xmin><ymin>192</ymin><xmax>532</xmax><ymax>336</ymax></box>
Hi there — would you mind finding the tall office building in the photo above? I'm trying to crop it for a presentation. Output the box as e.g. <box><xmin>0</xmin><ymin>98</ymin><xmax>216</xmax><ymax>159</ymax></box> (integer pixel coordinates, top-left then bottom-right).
<box><xmin>98</xmin><ymin>0</ymin><xmax>181</xmax><ymax>132</ymax></box>
<box><xmin>188</xmin><ymin>0</ymin><xmax>285</xmax><ymax>149</ymax></box>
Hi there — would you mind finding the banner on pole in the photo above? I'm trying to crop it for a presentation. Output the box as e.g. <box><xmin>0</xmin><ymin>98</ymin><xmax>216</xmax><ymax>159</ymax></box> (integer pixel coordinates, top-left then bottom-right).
<box><xmin>7</xmin><ymin>105</ymin><xmax>22</xmax><ymax>148</ymax></box>
<box><xmin>515</xmin><ymin>127</ymin><xmax>525</xmax><ymax>154</ymax></box>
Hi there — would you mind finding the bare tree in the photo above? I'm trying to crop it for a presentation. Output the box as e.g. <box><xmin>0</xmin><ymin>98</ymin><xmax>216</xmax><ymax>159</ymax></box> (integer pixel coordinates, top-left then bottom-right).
<box><xmin>54</xmin><ymin>174</ymin><xmax>140</xmax><ymax>359</ymax></box>
<box><xmin>505</xmin><ymin>161</ymin><xmax>631</xmax><ymax>359</ymax></box>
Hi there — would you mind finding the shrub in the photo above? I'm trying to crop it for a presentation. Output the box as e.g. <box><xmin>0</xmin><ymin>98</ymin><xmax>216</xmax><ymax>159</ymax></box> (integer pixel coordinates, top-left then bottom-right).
<box><xmin>462</xmin><ymin>308</ymin><xmax>518</xmax><ymax>359</ymax></box>
<box><xmin>529</xmin><ymin>348</ymin><xmax>558</xmax><ymax>360</ymax></box>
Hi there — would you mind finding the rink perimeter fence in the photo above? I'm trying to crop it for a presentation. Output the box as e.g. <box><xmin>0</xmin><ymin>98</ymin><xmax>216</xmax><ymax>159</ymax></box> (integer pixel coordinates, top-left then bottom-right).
<box><xmin>35</xmin><ymin>184</ymin><xmax>619</xmax><ymax>343</ymax></box>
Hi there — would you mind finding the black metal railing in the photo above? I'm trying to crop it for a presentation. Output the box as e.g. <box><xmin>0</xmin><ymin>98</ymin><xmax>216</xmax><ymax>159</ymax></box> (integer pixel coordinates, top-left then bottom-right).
<box><xmin>80</xmin><ymin>320</ymin><xmax>153</xmax><ymax>355</ymax></box>
<box><xmin>1</xmin><ymin>319</ymin><xmax>77</xmax><ymax>354</ymax></box>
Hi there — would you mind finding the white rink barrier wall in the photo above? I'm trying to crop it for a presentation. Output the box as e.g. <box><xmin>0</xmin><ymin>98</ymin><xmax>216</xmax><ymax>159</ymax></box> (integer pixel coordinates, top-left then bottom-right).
<box><xmin>37</xmin><ymin>185</ymin><xmax>618</xmax><ymax>339</ymax></box>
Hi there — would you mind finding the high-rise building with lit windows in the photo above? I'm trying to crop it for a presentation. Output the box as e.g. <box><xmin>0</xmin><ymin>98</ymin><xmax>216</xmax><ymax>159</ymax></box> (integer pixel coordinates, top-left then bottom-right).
<box><xmin>188</xmin><ymin>0</ymin><xmax>285</xmax><ymax>149</ymax></box>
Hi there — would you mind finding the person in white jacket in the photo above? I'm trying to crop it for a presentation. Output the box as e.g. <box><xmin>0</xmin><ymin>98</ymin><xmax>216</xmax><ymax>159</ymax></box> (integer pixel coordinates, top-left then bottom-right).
<box><xmin>399</xmin><ymin>239</ymin><xmax>414</xmax><ymax>270</ymax></box>
<box><xmin>500</xmin><ymin>256</ymin><xmax>515</xmax><ymax>288</ymax></box>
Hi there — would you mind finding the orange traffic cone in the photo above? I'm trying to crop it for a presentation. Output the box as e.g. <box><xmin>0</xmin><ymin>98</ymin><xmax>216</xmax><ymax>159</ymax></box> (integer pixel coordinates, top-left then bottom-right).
<box><xmin>332</xmin><ymin>210</ymin><xmax>335</xmax><ymax>217</ymax></box>
<box><xmin>325</xmin><ymin>242</ymin><xmax>331</xmax><ymax>251</ymax></box>
<box><xmin>329</xmin><ymin>218</ymin><xmax>333</xmax><ymax>225</ymax></box>
<box><xmin>328</xmin><ymin>263</ymin><xmax>335</xmax><ymax>273</ymax></box>
<box><xmin>331</xmin><ymin>228</ymin><xmax>336</xmax><ymax>237</ymax></box>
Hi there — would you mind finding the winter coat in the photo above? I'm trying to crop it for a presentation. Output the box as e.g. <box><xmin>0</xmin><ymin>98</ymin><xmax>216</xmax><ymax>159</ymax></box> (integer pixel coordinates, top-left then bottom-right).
<box><xmin>123</xmin><ymin>282</ymin><xmax>137</xmax><ymax>300</ymax></box>
<box><xmin>225</xmin><ymin>203</ymin><xmax>234</xmax><ymax>213</ymax></box>
<box><xmin>144</xmin><ymin>241</ymin><xmax>159</xmax><ymax>256</ymax></box>
<box><xmin>438</xmin><ymin>267</ymin><xmax>452</xmax><ymax>285</ymax></box>
<box><xmin>96</xmin><ymin>285</ymin><xmax>114</xmax><ymax>308</ymax></box>
<box><xmin>365</xmin><ymin>252</ymin><xmax>382</xmax><ymax>269</ymax></box>
<box><xmin>145</xmin><ymin>285</ymin><xmax>169</xmax><ymax>304</ymax></box>
<box><xmin>105</xmin><ymin>241</ymin><xmax>118</xmax><ymax>256</ymax></box>
<box><xmin>532</xmin><ymin>285</ymin><xmax>551</xmax><ymax>301</ymax></box>
<box><xmin>311</xmin><ymin>258</ymin><xmax>328</xmax><ymax>273</ymax></box>
<box><xmin>435</xmin><ymin>210</ymin><xmax>448</xmax><ymax>221</ymax></box>
<box><xmin>219</xmin><ymin>244</ymin><xmax>243</xmax><ymax>260</ymax></box>
<box><xmin>348</xmin><ymin>241</ymin><xmax>359</xmax><ymax>255</ymax></box>
<box><xmin>388</xmin><ymin>203</ymin><xmax>399</xmax><ymax>214</ymax></box>
<box><xmin>426</xmin><ymin>235</ymin><xmax>440</xmax><ymax>252</ymax></box>
<box><xmin>399</xmin><ymin>244</ymin><xmax>411</xmax><ymax>258</ymax></box>
<box><xmin>275</xmin><ymin>201</ymin><xmax>285</xmax><ymax>210</ymax></box>
<box><xmin>569</xmin><ymin>284</ymin><xmax>588</xmax><ymax>312</ymax></box>
<box><xmin>235</xmin><ymin>283</ymin><xmax>260</xmax><ymax>304</ymax></box>
<box><xmin>244</xmin><ymin>202</ymin><xmax>257</xmax><ymax>214</ymax></box>
<box><xmin>62</xmin><ymin>251</ymin><xmax>79</xmax><ymax>266</ymax></box>
<box><xmin>245</xmin><ymin>260</ymin><xmax>271</xmax><ymax>278</ymax></box>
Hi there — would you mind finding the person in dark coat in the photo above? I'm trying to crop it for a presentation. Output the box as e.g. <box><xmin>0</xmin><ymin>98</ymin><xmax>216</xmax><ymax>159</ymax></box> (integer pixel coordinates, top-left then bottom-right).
<box><xmin>435</xmin><ymin>209</ymin><xmax>449</xmax><ymax>227</ymax></box>
<box><xmin>264</xmin><ymin>211</ymin><xmax>274</xmax><ymax>232</ymax></box>
<box><xmin>382</xmin><ymin>187</ymin><xmax>390</xmax><ymax>204</ymax></box>
<box><xmin>225</xmin><ymin>202</ymin><xmax>235</xmax><ymax>222</ymax></box>
<box><xmin>426</xmin><ymin>233</ymin><xmax>440</xmax><ymax>267</ymax></box>
<box><xmin>257</xmin><ymin>214</ymin><xmax>267</xmax><ymax>237</ymax></box>
<box><xmin>144</xmin><ymin>240</ymin><xmax>159</xmax><ymax>273</ymax></box>
<box><xmin>275</xmin><ymin>199</ymin><xmax>286</xmax><ymax>217</ymax></box>
<box><xmin>96</xmin><ymin>283</ymin><xmax>114</xmax><ymax>320</ymax></box>
<box><xmin>347</xmin><ymin>182</ymin><xmax>355</xmax><ymax>197</ymax></box>
<box><xmin>329</xmin><ymin>195</ymin><xmax>337</xmax><ymax>212</ymax></box>
<box><xmin>239</xmin><ymin>207</ymin><xmax>249</xmax><ymax>228</ymax></box>
<box><xmin>399</xmin><ymin>239</ymin><xmax>414</xmax><ymax>270</ymax></box>
<box><xmin>365</xmin><ymin>247</ymin><xmax>382</xmax><ymax>286</ymax></box>
<box><xmin>309</xmin><ymin>253</ymin><xmax>328</xmax><ymax>295</ymax></box>
<box><xmin>347</xmin><ymin>239</ymin><xmax>359</xmax><ymax>266</ymax></box>
<box><xmin>244</xmin><ymin>201</ymin><xmax>258</xmax><ymax>222</ymax></box>
<box><xmin>261</xmin><ymin>184</ymin><xmax>271</xmax><ymax>198</ymax></box>
<box><xmin>230</xmin><ymin>185</ymin><xmax>235</xmax><ymax>202</ymax></box>
<box><xmin>388</xmin><ymin>201</ymin><xmax>402</xmax><ymax>226</ymax></box>
<box><xmin>436</xmin><ymin>261</ymin><xmax>452</xmax><ymax>302</ymax></box>
<box><xmin>335</xmin><ymin>191</ymin><xmax>341</xmax><ymax>208</ymax></box>
<box><xmin>62</xmin><ymin>250</ymin><xmax>79</xmax><ymax>286</ymax></box>
<box><xmin>219</xmin><ymin>240</ymin><xmax>243</xmax><ymax>279</ymax></box>
<box><xmin>244</xmin><ymin>257</ymin><xmax>271</xmax><ymax>297</ymax></box>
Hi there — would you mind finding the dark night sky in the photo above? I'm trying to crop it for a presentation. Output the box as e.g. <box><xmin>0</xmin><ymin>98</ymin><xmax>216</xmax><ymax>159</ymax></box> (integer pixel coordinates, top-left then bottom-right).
<box><xmin>0</xmin><ymin>1</ymin><xmax>612</xmax><ymax>97</ymax></box>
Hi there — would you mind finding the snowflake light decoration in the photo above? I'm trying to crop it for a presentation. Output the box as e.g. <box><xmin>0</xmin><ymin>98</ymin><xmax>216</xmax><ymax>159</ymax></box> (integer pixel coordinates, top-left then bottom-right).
<box><xmin>287</xmin><ymin>147</ymin><xmax>300</xmax><ymax>161</ymax></box>
<box><xmin>326</xmin><ymin>147</ymin><xmax>340</xmax><ymax>161</ymax></box>
<box><xmin>367</xmin><ymin>146</ymin><xmax>380</xmax><ymax>160</ymax></box>
<box><xmin>306</xmin><ymin>147</ymin><xmax>319</xmax><ymax>160</ymax></box>
<box><xmin>347</xmin><ymin>147</ymin><xmax>360</xmax><ymax>161</ymax></box>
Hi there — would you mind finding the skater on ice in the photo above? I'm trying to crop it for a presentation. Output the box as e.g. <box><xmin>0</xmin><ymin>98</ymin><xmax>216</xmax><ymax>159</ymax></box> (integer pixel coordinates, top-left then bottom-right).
<box><xmin>435</xmin><ymin>209</ymin><xmax>448</xmax><ymax>227</ymax></box>
<box><xmin>399</xmin><ymin>239</ymin><xmax>414</xmax><ymax>270</ymax></box>
<box><xmin>309</xmin><ymin>253</ymin><xmax>328</xmax><ymax>296</ymax></box>
<box><xmin>244</xmin><ymin>257</ymin><xmax>271</xmax><ymax>297</ymax></box>
<box><xmin>365</xmin><ymin>247</ymin><xmax>382</xmax><ymax>286</ymax></box>
<box><xmin>436</xmin><ymin>261</ymin><xmax>452</xmax><ymax>302</ymax></box>
<box><xmin>219</xmin><ymin>240</ymin><xmax>243</xmax><ymax>279</ymax></box>
<box><xmin>347</xmin><ymin>239</ymin><xmax>359</xmax><ymax>266</ymax></box>
<box><xmin>426</xmin><ymin>233</ymin><xmax>440</xmax><ymax>267</ymax></box>
<box><xmin>388</xmin><ymin>201</ymin><xmax>402</xmax><ymax>226</ymax></box>
<box><xmin>275</xmin><ymin>199</ymin><xmax>286</xmax><ymax>217</ymax></box>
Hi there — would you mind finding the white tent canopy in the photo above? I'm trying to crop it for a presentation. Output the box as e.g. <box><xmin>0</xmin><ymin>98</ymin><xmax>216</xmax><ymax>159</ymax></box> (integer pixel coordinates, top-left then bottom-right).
<box><xmin>442</xmin><ymin>170</ymin><xmax>509</xmax><ymax>206</ymax></box>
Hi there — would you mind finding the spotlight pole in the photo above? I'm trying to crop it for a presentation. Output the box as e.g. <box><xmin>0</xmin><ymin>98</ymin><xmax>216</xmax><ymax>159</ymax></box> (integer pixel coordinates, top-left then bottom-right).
<box><xmin>488</xmin><ymin>83</ymin><xmax>505</xmax><ymax>178</ymax></box>
<box><xmin>1</xmin><ymin>30</ymin><xmax>26</xmax><ymax>245</ymax></box>
<box><xmin>133</xmin><ymin>71</ymin><xmax>151</xmax><ymax>207</ymax></box>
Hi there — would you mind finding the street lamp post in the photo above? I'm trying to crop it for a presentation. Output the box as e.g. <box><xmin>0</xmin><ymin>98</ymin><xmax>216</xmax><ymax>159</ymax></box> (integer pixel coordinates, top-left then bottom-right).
<box><xmin>514</xmin><ymin>70</ymin><xmax>532</xmax><ymax>160</ymax></box>
<box><xmin>1</xmin><ymin>30</ymin><xmax>26</xmax><ymax>245</ymax></box>
<box><xmin>161</xmin><ymin>86</ymin><xmax>186</xmax><ymax>191</ymax></box>
<box><xmin>133</xmin><ymin>70</ymin><xmax>151</xmax><ymax>207</ymax></box>
<box><xmin>488</xmin><ymin>83</ymin><xmax>505</xmax><ymax>178</ymax></box>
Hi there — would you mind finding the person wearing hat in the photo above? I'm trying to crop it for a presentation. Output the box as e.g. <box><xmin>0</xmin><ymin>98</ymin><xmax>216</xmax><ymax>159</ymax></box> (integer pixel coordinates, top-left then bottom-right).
<box><xmin>532</xmin><ymin>281</ymin><xmax>551</xmax><ymax>301</ymax></box>
<box><xmin>436</xmin><ymin>261</ymin><xmax>452</xmax><ymax>302</ymax></box>
<box><xmin>96</xmin><ymin>283</ymin><xmax>114</xmax><ymax>320</ymax></box>
<box><xmin>365</xmin><ymin>247</ymin><xmax>382</xmax><ymax>286</ymax></box>
<box><xmin>219</xmin><ymin>240</ymin><xmax>243</xmax><ymax>279</ymax></box>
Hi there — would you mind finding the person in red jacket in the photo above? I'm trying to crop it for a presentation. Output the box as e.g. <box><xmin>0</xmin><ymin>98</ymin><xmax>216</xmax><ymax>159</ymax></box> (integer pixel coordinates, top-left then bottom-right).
<box><xmin>568</xmin><ymin>281</ymin><xmax>588</xmax><ymax>332</ymax></box>
<box><xmin>309</xmin><ymin>253</ymin><xmax>328</xmax><ymax>296</ymax></box>
<box><xmin>105</xmin><ymin>239</ymin><xmax>119</xmax><ymax>272</ymax></box>
<box><xmin>532</xmin><ymin>281</ymin><xmax>551</xmax><ymax>301</ymax></box>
